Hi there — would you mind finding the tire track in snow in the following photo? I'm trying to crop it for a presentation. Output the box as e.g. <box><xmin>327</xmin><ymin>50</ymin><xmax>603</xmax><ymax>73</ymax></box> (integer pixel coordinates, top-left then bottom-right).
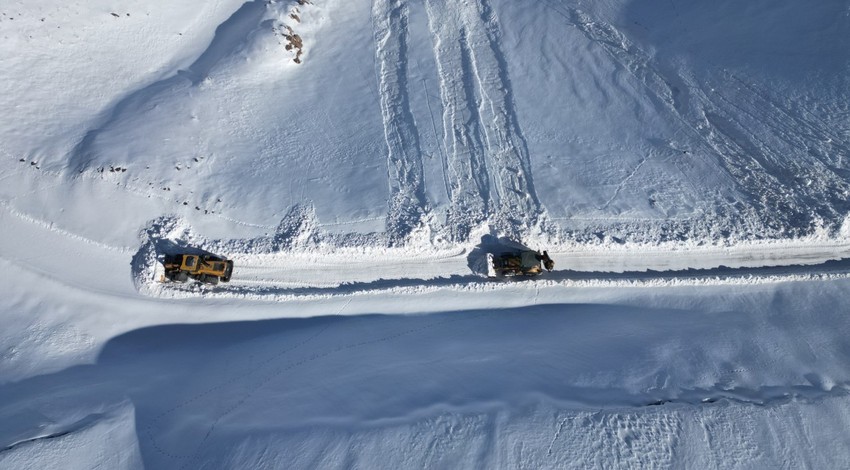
<box><xmin>459</xmin><ymin>0</ymin><xmax>541</xmax><ymax>231</ymax></box>
<box><xmin>425</xmin><ymin>0</ymin><xmax>541</xmax><ymax>240</ymax></box>
<box><xmin>702</xmin><ymin>75</ymin><xmax>850</xmax><ymax>222</ymax></box>
<box><xmin>723</xmin><ymin>72</ymin><xmax>850</xmax><ymax>171</ymax></box>
<box><xmin>146</xmin><ymin>256</ymin><xmax>850</xmax><ymax>303</ymax></box>
<box><xmin>546</xmin><ymin>6</ymin><xmax>678</xmax><ymax>110</ymax></box>
<box><xmin>539</xmin><ymin>4</ymin><xmax>755</xmax><ymax>215</ymax></box>
<box><xmin>541</xmin><ymin>3</ymin><xmax>729</xmax><ymax>212</ymax></box>
<box><xmin>600</xmin><ymin>154</ymin><xmax>650</xmax><ymax>211</ymax></box>
<box><xmin>542</xmin><ymin>2</ymin><xmax>850</xmax><ymax>234</ymax></box>
<box><xmin>134</xmin><ymin>215</ymin><xmax>850</xmax><ymax>302</ymax></box>
<box><xmin>424</xmin><ymin>1</ymin><xmax>490</xmax><ymax>241</ymax></box>
<box><xmin>372</xmin><ymin>0</ymin><xmax>429</xmax><ymax>244</ymax></box>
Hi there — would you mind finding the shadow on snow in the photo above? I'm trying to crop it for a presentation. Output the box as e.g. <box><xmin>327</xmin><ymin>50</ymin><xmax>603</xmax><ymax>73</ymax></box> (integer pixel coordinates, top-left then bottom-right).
<box><xmin>1</xmin><ymin>299</ymin><xmax>849</xmax><ymax>466</ymax></box>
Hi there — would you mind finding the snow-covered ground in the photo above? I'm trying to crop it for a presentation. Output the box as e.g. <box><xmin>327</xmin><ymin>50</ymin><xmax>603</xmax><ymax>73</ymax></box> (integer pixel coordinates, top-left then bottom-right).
<box><xmin>2</xmin><ymin>0</ymin><xmax>850</xmax><ymax>467</ymax></box>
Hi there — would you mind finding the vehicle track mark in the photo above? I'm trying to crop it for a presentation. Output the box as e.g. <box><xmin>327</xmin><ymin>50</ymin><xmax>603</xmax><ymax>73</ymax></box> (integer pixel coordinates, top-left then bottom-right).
<box><xmin>702</xmin><ymin>76</ymin><xmax>850</xmax><ymax>222</ymax></box>
<box><xmin>150</xmin><ymin>257</ymin><xmax>850</xmax><ymax>303</ymax></box>
<box><xmin>547</xmin><ymin>415</ymin><xmax>571</xmax><ymax>456</ymax></box>
<box><xmin>424</xmin><ymin>1</ymin><xmax>490</xmax><ymax>241</ymax></box>
<box><xmin>540</xmin><ymin>1</ymin><xmax>849</xmax><ymax>235</ymax></box>
<box><xmin>372</xmin><ymin>0</ymin><xmax>429</xmax><ymax>245</ymax></box>
<box><xmin>460</xmin><ymin>0</ymin><xmax>541</xmax><ymax>232</ymax></box>
<box><xmin>724</xmin><ymin>72</ymin><xmax>849</xmax><ymax>170</ymax></box>
<box><xmin>600</xmin><ymin>154</ymin><xmax>649</xmax><ymax>211</ymax></box>
<box><xmin>424</xmin><ymin>0</ymin><xmax>542</xmax><ymax>239</ymax></box>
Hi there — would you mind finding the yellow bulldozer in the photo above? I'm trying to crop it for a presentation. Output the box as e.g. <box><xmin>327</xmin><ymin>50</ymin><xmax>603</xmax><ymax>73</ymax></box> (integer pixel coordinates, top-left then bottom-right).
<box><xmin>162</xmin><ymin>253</ymin><xmax>233</xmax><ymax>285</ymax></box>
<box><xmin>487</xmin><ymin>250</ymin><xmax>554</xmax><ymax>277</ymax></box>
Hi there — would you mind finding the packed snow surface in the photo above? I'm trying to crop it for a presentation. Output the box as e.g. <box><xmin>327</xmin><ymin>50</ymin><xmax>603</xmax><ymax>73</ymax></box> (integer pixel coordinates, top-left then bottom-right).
<box><xmin>1</xmin><ymin>0</ymin><xmax>850</xmax><ymax>467</ymax></box>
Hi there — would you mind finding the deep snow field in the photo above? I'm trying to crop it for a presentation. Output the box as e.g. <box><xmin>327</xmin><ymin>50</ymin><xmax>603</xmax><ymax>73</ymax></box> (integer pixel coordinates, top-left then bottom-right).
<box><xmin>1</xmin><ymin>0</ymin><xmax>850</xmax><ymax>468</ymax></box>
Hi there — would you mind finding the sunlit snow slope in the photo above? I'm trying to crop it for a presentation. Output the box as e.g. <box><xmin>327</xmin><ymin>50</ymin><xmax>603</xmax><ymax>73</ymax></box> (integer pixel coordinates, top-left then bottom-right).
<box><xmin>2</xmin><ymin>0</ymin><xmax>850</xmax><ymax>468</ymax></box>
<box><xmin>2</xmin><ymin>0</ymin><xmax>848</xmax><ymax>244</ymax></box>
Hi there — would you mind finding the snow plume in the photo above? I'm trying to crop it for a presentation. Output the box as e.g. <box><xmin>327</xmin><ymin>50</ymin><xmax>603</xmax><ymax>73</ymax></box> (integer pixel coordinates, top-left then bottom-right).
<box><xmin>131</xmin><ymin>216</ymin><xmax>194</xmax><ymax>291</ymax></box>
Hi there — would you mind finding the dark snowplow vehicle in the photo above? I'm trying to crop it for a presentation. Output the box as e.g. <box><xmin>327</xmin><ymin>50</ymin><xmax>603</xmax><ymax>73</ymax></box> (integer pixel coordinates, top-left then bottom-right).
<box><xmin>487</xmin><ymin>250</ymin><xmax>554</xmax><ymax>277</ymax></box>
<box><xmin>163</xmin><ymin>253</ymin><xmax>233</xmax><ymax>284</ymax></box>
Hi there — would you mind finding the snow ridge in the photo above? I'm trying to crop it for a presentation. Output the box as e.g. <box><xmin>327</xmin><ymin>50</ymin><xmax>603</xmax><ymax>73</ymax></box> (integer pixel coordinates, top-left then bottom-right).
<box><xmin>67</xmin><ymin>0</ymin><xmax>275</xmax><ymax>175</ymax></box>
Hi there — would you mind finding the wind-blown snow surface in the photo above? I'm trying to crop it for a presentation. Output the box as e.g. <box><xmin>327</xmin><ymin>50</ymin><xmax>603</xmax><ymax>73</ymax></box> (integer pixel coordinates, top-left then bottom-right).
<box><xmin>2</xmin><ymin>0</ymin><xmax>850</xmax><ymax>468</ymax></box>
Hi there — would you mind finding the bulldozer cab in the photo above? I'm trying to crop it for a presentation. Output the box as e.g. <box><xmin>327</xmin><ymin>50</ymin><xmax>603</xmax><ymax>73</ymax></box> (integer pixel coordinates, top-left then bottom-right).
<box><xmin>520</xmin><ymin>251</ymin><xmax>542</xmax><ymax>272</ymax></box>
<box><xmin>181</xmin><ymin>255</ymin><xmax>199</xmax><ymax>271</ymax></box>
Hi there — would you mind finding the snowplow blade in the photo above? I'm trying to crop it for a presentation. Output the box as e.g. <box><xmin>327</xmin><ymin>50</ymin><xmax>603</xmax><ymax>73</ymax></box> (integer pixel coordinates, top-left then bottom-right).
<box><xmin>486</xmin><ymin>253</ymin><xmax>497</xmax><ymax>278</ymax></box>
<box><xmin>221</xmin><ymin>260</ymin><xmax>234</xmax><ymax>282</ymax></box>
